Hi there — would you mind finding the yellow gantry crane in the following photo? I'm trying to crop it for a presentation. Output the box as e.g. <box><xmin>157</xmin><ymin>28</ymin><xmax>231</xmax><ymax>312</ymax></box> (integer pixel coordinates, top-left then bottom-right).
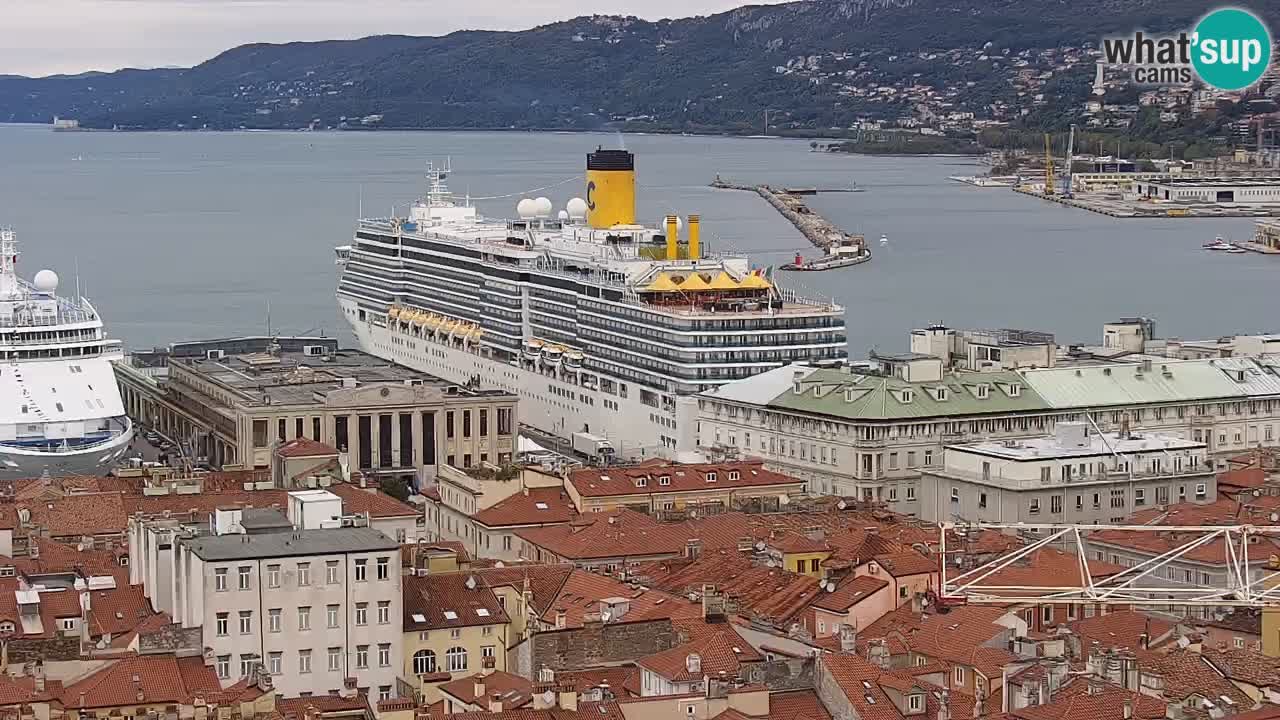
<box><xmin>1043</xmin><ymin>133</ymin><xmax>1055</xmax><ymax>196</ymax></box>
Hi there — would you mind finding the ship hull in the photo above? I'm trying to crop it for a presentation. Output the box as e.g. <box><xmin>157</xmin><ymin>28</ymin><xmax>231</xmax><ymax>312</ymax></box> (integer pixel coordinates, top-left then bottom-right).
<box><xmin>0</xmin><ymin>420</ymin><xmax>134</xmax><ymax>477</ymax></box>
<box><xmin>340</xmin><ymin>297</ymin><xmax>699</xmax><ymax>458</ymax></box>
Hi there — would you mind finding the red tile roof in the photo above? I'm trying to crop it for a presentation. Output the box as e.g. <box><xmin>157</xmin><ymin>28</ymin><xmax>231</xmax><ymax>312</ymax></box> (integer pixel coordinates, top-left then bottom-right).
<box><xmin>1014</xmin><ymin>679</ymin><xmax>1165</xmax><ymax>720</ymax></box>
<box><xmin>541</xmin><ymin>569</ymin><xmax>699</xmax><ymax>629</ymax></box>
<box><xmin>1218</xmin><ymin>467</ymin><xmax>1268</xmax><ymax>491</ymax></box>
<box><xmin>961</xmin><ymin>548</ymin><xmax>1122</xmax><ymax>597</ymax></box>
<box><xmin>1148</xmin><ymin>648</ymin><xmax>1255</xmax><ymax>707</ymax></box>
<box><xmin>439</xmin><ymin>671</ymin><xmax>532</xmax><ymax>709</ymax></box>
<box><xmin>278</xmin><ymin>693</ymin><xmax>370</xmax><ymax>716</ymax></box>
<box><xmin>276</xmin><ymin>438</ymin><xmax>339</xmax><ymax>458</ymax></box>
<box><xmin>16</xmin><ymin>492</ymin><xmax>129</xmax><ymax>538</ymax></box>
<box><xmin>1201</xmin><ymin>645</ymin><xmax>1280</xmax><ymax>686</ymax></box>
<box><xmin>1067</xmin><ymin>611</ymin><xmax>1174</xmax><ymax>653</ymax></box>
<box><xmin>559</xmin><ymin>667</ymin><xmax>640</xmax><ymax>699</ymax></box>
<box><xmin>0</xmin><ymin>674</ymin><xmax>59</xmax><ymax>707</ymax></box>
<box><xmin>812</xmin><ymin>574</ymin><xmax>890</xmax><ymax>613</ymax></box>
<box><xmin>61</xmin><ymin>654</ymin><xmax>221</xmax><ymax>709</ymax></box>
<box><xmin>761</xmin><ymin>689</ymin><xmax>833</xmax><ymax>720</ymax></box>
<box><xmin>473</xmin><ymin>488</ymin><xmax>576</xmax><ymax>528</ymax></box>
<box><xmin>1090</xmin><ymin>498</ymin><xmax>1280</xmax><ymax>565</ymax></box>
<box><xmin>871</xmin><ymin>550</ymin><xmax>938</xmax><ymax>578</ymax></box>
<box><xmin>475</xmin><ymin>564</ymin><xmax>574</xmax><ymax>617</ymax></box>
<box><xmin>632</xmin><ymin>550</ymin><xmax>820</xmax><ymax>627</ymax></box>
<box><xmin>820</xmin><ymin>654</ymin><xmax>952</xmax><ymax>720</ymax></box>
<box><xmin>568</xmin><ymin>460</ymin><xmax>803</xmax><ymax>498</ymax></box>
<box><xmin>858</xmin><ymin>604</ymin><xmax>1017</xmax><ymax>677</ymax></box>
<box><xmin>636</xmin><ymin>625</ymin><xmax>763</xmax><ymax>682</ymax></box>
<box><xmin>85</xmin><ymin>584</ymin><xmax>162</xmax><ymax>640</ymax></box>
<box><xmin>327</xmin><ymin>483</ymin><xmax>420</xmax><ymax>518</ymax></box>
<box><xmin>4</xmin><ymin>538</ymin><xmax>124</xmax><ymax>578</ymax></box>
<box><xmin>403</xmin><ymin>572</ymin><xmax>509</xmax><ymax>631</ymax></box>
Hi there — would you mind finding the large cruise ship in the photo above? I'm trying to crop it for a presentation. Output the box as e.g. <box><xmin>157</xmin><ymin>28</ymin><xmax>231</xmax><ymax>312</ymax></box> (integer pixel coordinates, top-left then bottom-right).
<box><xmin>336</xmin><ymin>150</ymin><xmax>846</xmax><ymax>457</ymax></box>
<box><xmin>0</xmin><ymin>228</ymin><xmax>133</xmax><ymax>475</ymax></box>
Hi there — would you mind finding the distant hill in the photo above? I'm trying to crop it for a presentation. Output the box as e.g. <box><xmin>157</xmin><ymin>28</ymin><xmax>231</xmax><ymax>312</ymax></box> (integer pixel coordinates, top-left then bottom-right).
<box><xmin>1</xmin><ymin>0</ymin><xmax>1275</xmax><ymax>132</ymax></box>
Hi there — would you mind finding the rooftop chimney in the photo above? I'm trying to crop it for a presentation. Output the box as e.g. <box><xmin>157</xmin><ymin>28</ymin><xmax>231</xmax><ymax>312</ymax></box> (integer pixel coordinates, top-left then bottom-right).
<box><xmin>488</xmin><ymin>693</ymin><xmax>504</xmax><ymax>714</ymax></box>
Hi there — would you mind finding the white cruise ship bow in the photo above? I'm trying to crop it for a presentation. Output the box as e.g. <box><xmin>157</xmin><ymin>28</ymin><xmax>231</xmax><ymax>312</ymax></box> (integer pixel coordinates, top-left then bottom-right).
<box><xmin>0</xmin><ymin>228</ymin><xmax>133</xmax><ymax>475</ymax></box>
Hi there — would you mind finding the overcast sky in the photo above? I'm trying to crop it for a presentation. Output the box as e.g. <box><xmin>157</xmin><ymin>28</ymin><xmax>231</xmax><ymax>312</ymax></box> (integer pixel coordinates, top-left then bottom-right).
<box><xmin>4</xmin><ymin>0</ymin><xmax>789</xmax><ymax>77</ymax></box>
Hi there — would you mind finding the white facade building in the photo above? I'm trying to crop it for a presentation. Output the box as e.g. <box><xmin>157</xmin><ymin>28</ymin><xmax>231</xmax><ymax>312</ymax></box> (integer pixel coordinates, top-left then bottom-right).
<box><xmin>698</xmin><ymin>355</ymin><xmax>1280</xmax><ymax>501</ymax></box>
<box><xmin>133</xmin><ymin>491</ymin><xmax>403</xmax><ymax>697</ymax></box>
<box><xmin>910</xmin><ymin>422</ymin><xmax>1214</xmax><ymax>523</ymax></box>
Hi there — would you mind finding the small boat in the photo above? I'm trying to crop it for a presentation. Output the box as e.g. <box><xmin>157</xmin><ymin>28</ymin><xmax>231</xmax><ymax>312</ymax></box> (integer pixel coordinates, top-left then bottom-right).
<box><xmin>1203</xmin><ymin>236</ymin><xmax>1233</xmax><ymax>251</ymax></box>
<box><xmin>879</xmin><ymin>234</ymin><xmax>888</xmax><ymax>245</ymax></box>
<box><xmin>1226</xmin><ymin>246</ymin><xmax>1249</xmax><ymax>254</ymax></box>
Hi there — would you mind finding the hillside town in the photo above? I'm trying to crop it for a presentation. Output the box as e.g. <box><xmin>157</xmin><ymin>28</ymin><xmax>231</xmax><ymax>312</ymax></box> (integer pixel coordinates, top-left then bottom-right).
<box><xmin>0</xmin><ymin>317</ymin><xmax>1276</xmax><ymax>720</ymax></box>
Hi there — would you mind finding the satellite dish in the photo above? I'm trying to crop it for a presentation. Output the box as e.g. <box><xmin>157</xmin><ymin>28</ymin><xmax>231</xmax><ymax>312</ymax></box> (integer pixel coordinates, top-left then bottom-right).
<box><xmin>826</xmin><ymin>583</ymin><xmax>836</xmax><ymax>593</ymax></box>
<box><xmin>33</xmin><ymin>270</ymin><xmax>58</xmax><ymax>293</ymax></box>
<box><xmin>601</xmin><ymin>610</ymin><xmax>612</xmax><ymax>623</ymax></box>
<box><xmin>566</xmin><ymin>197</ymin><xmax>588</xmax><ymax>219</ymax></box>
<box><xmin>516</xmin><ymin>199</ymin><xmax>537</xmax><ymax>219</ymax></box>
<box><xmin>541</xmin><ymin>691</ymin><xmax>556</xmax><ymax>705</ymax></box>
<box><xmin>464</xmin><ymin>575</ymin><xmax>477</xmax><ymax>590</ymax></box>
<box><xmin>779</xmin><ymin>495</ymin><xmax>791</xmax><ymax>505</ymax></box>
<box><xmin>1272</xmin><ymin>514</ymin><xmax>1279</xmax><ymax>523</ymax></box>
<box><xmin>534</xmin><ymin>196</ymin><xmax>553</xmax><ymax>218</ymax></box>
<box><xmin>837</xmin><ymin>500</ymin><xmax>847</xmax><ymax>510</ymax></box>
<box><xmin>754</xmin><ymin>541</ymin><xmax>766</xmax><ymax>551</ymax></box>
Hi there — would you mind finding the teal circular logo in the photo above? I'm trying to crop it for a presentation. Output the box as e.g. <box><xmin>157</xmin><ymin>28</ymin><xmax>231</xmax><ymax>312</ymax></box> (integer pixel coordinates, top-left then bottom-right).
<box><xmin>1192</xmin><ymin>8</ymin><xmax>1272</xmax><ymax>91</ymax></box>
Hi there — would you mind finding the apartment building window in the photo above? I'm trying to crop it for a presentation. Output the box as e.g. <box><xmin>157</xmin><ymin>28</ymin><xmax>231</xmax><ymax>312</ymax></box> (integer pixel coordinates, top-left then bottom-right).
<box><xmin>267</xmin><ymin>564</ymin><xmax>280</xmax><ymax>588</ymax></box>
<box><xmin>447</xmin><ymin>646</ymin><xmax>468</xmax><ymax>672</ymax></box>
<box><xmin>216</xmin><ymin>612</ymin><xmax>229</xmax><ymax>636</ymax></box>
<box><xmin>482</xmin><ymin>646</ymin><xmax>496</xmax><ymax>660</ymax></box>
<box><xmin>1075</xmin><ymin>495</ymin><xmax>1084</xmax><ymax>510</ymax></box>
<box><xmin>482</xmin><ymin>625</ymin><xmax>494</xmax><ymax>636</ymax></box>
<box><xmin>327</xmin><ymin>604</ymin><xmax>340</xmax><ymax>629</ymax></box>
<box><xmin>278</xmin><ymin>419</ymin><xmax>286</xmax><ymax>441</ymax></box>
<box><xmin>298</xmin><ymin>562</ymin><xmax>311</xmax><ymax>586</ymax></box>
<box><xmin>909</xmin><ymin>694</ymin><xmax>924</xmax><ymax>712</ymax></box>
<box><xmin>414</xmin><ymin>650</ymin><xmax>437</xmax><ymax>675</ymax></box>
<box><xmin>378</xmin><ymin>643</ymin><xmax>391</xmax><ymax>667</ymax></box>
<box><xmin>356</xmin><ymin>603</ymin><xmax>368</xmax><ymax>626</ymax></box>
<box><xmin>480</xmin><ymin>409</ymin><xmax>489</xmax><ymax>437</ymax></box>
<box><xmin>978</xmin><ymin>492</ymin><xmax>988</xmax><ymax>509</ymax></box>
<box><xmin>1041</xmin><ymin>606</ymin><xmax>1053</xmax><ymax>623</ymax></box>
<box><xmin>954</xmin><ymin>667</ymin><xmax>965</xmax><ymax>685</ymax></box>
<box><xmin>239</xmin><ymin>611</ymin><xmax>252</xmax><ymax>635</ymax></box>
<box><xmin>906</xmin><ymin>486</ymin><xmax>916</xmax><ymax>501</ymax></box>
<box><xmin>253</xmin><ymin>420</ymin><xmax>269</xmax><ymax>448</ymax></box>
<box><xmin>889</xmin><ymin>452</ymin><xmax>899</xmax><ymax>470</ymax></box>
<box><xmin>1156</xmin><ymin>486</ymin><xmax>1169</xmax><ymax>505</ymax></box>
<box><xmin>1029</xmin><ymin>499</ymin><xmax>1040</xmax><ymax>514</ymax></box>
<box><xmin>446</xmin><ymin>411</ymin><xmax>455</xmax><ymax>439</ymax></box>
<box><xmin>216</xmin><ymin>655</ymin><xmax>230</xmax><ymax>679</ymax></box>
<box><xmin>1110</xmin><ymin>489</ymin><xmax>1125</xmax><ymax>508</ymax></box>
<box><xmin>238</xmin><ymin>566</ymin><xmax>251</xmax><ymax>591</ymax></box>
<box><xmin>1196</xmin><ymin>483</ymin><xmax>1207</xmax><ymax>499</ymax></box>
<box><xmin>1134</xmin><ymin>488</ymin><xmax>1146</xmax><ymax>506</ymax></box>
<box><xmin>269</xmin><ymin>608</ymin><xmax>282</xmax><ymax>633</ymax></box>
<box><xmin>1051</xmin><ymin>495</ymin><xmax>1062</xmax><ymax>514</ymax></box>
<box><xmin>298</xmin><ymin>606</ymin><xmax>311</xmax><ymax>631</ymax></box>
<box><xmin>215</xmin><ymin>568</ymin><xmax>228</xmax><ymax>592</ymax></box>
<box><xmin>379</xmin><ymin>686</ymin><xmax>393</xmax><ymax>702</ymax></box>
<box><xmin>1067</xmin><ymin>605</ymin><xmax>1078</xmax><ymax>620</ymax></box>
<box><xmin>498</xmin><ymin>408</ymin><xmax>512</xmax><ymax>435</ymax></box>
<box><xmin>355</xmin><ymin>559</ymin><xmax>368</xmax><ymax>582</ymax></box>
<box><xmin>924</xmin><ymin>450</ymin><xmax>933</xmax><ymax>466</ymax></box>
<box><xmin>240</xmin><ymin>655</ymin><xmax>254</xmax><ymax>678</ymax></box>
<box><xmin>377</xmin><ymin>556</ymin><xmax>390</xmax><ymax>580</ymax></box>
<box><xmin>356</xmin><ymin>645</ymin><xmax>369</xmax><ymax>669</ymax></box>
<box><xmin>889</xmin><ymin>487</ymin><xmax>899</xmax><ymax>502</ymax></box>
<box><xmin>328</xmin><ymin>647</ymin><xmax>342</xmax><ymax>672</ymax></box>
<box><xmin>1093</xmin><ymin>493</ymin><xmax>1101</xmax><ymax>508</ymax></box>
<box><xmin>268</xmin><ymin>652</ymin><xmax>282</xmax><ymax>675</ymax></box>
<box><xmin>298</xmin><ymin>649</ymin><xmax>312</xmax><ymax>674</ymax></box>
<box><xmin>326</xmin><ymin>561</ymin><xmax>340</xmax><ymax>584</ymax></box>
<box><xmin>378</xmin><ymin>601</ymin><xmax>391</xmax><ymax>625</ymax></box>
<box><xmin>951</xmin><ymin>488</ymin><xmax>959</xmax><ymax>503</ymax></box>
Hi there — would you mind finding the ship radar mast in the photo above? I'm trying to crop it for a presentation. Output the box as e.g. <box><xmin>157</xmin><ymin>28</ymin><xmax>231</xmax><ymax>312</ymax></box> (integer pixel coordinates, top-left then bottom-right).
<box><xmin>0</xmin><ymin>228</ymin><xmax>19</xmax><ymax>298</ymax></box>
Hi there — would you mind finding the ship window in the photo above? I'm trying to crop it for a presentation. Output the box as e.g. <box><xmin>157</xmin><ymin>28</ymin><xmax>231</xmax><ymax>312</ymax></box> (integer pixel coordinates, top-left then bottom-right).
<box><xmin>55</xmin><ymin>402</ymin><xmax>63</xmax><ymax>412</ymax></box>
<box><xmin>20</xmin><ymin>406</ymin><xmax>27</xmax><ymax>414</ymax></box>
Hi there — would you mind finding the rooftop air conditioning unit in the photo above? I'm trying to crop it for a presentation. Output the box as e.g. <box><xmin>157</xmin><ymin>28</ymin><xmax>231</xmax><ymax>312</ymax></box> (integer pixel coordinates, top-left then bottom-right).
<box><xmin>303</xmin><ymin>345</ymin><xmax>325</xmax><ymax>357</ymax></box>
<box><xmin>206</xmin><ymin>350</ymin><xmax>225</xmax><ymax>360</ymax></box>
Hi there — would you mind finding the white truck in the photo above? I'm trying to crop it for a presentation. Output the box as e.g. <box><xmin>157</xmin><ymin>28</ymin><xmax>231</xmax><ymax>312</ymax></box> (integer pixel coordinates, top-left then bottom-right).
<box><xmin>571</xmin><ymin>431</ymin><xmax>615</xmax><ymax>460</ymax></box>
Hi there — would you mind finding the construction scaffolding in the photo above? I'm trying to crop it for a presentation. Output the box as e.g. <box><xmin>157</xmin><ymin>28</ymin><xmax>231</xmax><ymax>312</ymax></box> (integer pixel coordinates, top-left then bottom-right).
<box><xmin>939</xmin><ymin>521</ymin><xmax>1280</xmax><ymax>608</ymax></box>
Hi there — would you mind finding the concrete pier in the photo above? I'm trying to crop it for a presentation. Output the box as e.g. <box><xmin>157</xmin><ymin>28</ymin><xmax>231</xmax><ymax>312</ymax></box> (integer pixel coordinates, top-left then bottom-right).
<box><xmin>711</xmin><ymin>177</ymin><xmax>865</xmax><ymax>253</ymax></box>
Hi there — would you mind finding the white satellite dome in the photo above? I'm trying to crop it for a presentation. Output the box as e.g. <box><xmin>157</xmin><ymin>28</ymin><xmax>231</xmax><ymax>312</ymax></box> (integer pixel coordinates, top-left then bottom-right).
<box><xmin>516</xmin><ymin>199</ymin><xmax>537</xmax><ymax>219</ymax></box>
<box><xmin>661</xmin><ymin>216</ymin><xmax>685</xmax><ymax>232</ymax></box>
<box><xmin>533</xmin><ymin>197</ymin><xmax>553</xmax><ymax>218</ymax></box>
<box><xmin>32</xmin><ymin>269</ymin><xmax>58</xmax><ymax>293</ymax></box>
<box><xmin>557</xmin><ymin>210</ymin><xmax>569</xmax><ymax>221</ymax></box>
<box><xmin>566</xmin><ymin>197</ymin><xmax>589</xmax><ymax>219</ymax></box>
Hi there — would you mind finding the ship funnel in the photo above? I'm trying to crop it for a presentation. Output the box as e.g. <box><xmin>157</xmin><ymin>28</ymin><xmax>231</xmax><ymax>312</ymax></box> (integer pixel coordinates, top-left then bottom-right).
<box><xmin>585</xmin><ymin>148</ymin><xmax>636</xmax><ymax>229</ymax></box>
<box><xmin>665</xmin><ymin>215</ymin><xmax>679</xmax><ymax>261</ymax></box>
<box><xmin>687</xmin><ymin>215</ymin><xmax>701</xmax><ymax>260</ymax></box>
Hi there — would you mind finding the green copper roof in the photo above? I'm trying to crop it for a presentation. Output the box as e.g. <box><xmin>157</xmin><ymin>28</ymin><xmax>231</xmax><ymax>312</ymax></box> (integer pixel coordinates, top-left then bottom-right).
<box><xmin>766</xmin><ymin>368</ymin><xmax>1053</xmax><ymax>420</ymax></box>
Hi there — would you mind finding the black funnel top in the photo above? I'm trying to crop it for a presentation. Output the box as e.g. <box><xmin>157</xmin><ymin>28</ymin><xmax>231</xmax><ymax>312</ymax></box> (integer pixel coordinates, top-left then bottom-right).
<box><xmin>587</xmin><ymin>149</ymin><xmax>634</xmax><ymax>171</ymax></box>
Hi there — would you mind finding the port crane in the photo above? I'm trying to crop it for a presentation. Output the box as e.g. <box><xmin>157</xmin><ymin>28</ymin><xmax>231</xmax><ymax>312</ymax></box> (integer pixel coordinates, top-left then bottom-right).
<box><xmin>1042</xmin><ymin>134</ymin><xmax>1055</xmax><ymax>196</ymax></box>
<box><xmin>939</xmin><ymin>521</ymin><xmax>1280</xmax><ymax>608</ymax></box>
